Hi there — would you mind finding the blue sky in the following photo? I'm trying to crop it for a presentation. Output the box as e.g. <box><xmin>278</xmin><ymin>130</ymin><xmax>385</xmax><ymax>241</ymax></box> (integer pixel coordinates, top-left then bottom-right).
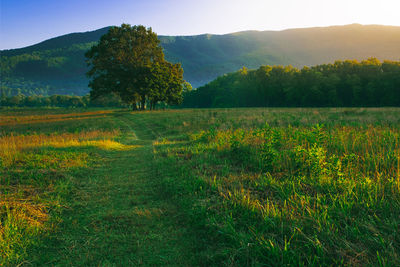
<box><xmin>1</xmin><ymin>0</ymin><xmax>400</xmax><ymax>49</ymax></box>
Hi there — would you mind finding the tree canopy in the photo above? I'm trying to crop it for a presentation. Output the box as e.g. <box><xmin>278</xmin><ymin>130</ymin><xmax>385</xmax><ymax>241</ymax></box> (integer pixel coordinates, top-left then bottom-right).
<box><xmin>85</xmin><ymin>24</ymin><xmax>185</xmax><ymax>110</ymax></box>
<box><xmin>182</xmin><ymin>58</ymin><xmax>400</xmax><ymax>108</ymax></box>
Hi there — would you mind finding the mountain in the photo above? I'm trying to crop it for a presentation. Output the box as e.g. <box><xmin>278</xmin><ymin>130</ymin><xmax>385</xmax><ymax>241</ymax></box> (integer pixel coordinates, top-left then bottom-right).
<box><xmin>1</xmin><ymin>24</ymin><xmax>400</xmax><ymax>96</ymax></box>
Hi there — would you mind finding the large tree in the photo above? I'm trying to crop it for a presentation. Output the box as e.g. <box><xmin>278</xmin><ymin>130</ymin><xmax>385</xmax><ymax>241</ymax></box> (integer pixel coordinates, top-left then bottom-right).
<box><xmin>85</xmin><ymin>24</ymin><xmax>185</xmax><ymax>110</ymax></box>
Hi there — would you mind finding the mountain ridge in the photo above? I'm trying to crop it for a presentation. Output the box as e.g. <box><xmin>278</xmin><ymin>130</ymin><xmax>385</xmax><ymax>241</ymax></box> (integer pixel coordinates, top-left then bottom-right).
<box><xmin>2</xmin><ymin>23</ymin><xmax>397</xmax><ymax>52</ymax></box>
<box><xmin>1</xmin><ymin>24</ymin><xmax>400</xmax><ymax>96</ymax></box>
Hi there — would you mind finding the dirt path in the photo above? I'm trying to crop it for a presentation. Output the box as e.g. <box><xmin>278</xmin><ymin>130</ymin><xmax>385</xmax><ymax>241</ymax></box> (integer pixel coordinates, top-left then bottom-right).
<box><xmin>32</xmin><ymin>114</ymin><xmax>195</xmax><ymax>266</ymax></box>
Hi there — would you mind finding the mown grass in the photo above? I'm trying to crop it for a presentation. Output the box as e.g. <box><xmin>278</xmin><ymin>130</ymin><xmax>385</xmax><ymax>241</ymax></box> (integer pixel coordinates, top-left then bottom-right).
<box><xmin>1</xmin><ymin>107</ymin><xmax>399</xmax><ymax>266</ymax></box>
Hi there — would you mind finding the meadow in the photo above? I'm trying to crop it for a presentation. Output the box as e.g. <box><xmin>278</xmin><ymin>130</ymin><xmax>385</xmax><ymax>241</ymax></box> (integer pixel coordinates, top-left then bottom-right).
<box><xmin>1</xmin><ymin>107</ymin><xmax>399</xmax><ymax>266</ymax></box>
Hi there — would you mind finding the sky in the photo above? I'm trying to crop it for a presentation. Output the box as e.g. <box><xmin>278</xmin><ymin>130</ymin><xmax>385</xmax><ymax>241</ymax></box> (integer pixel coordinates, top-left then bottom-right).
<box><xmin>1</xmin><ymin>0</ymin><xmax>400</xmax><ymax>50</ymax></box>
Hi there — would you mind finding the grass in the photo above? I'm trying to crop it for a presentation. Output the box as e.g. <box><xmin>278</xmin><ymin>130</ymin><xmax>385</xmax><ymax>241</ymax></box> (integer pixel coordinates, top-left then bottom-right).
<box><xmin>0</xmin><ymin>110</ymin><xmax>115</xmax><ymax>127</ymax></box>
<box><xmin>0</xmin><ymin>125</ymin><xmax>128</xmax><ymax>264</ymax></box>
<box><xmin>157</xmin><ymin>124</ymin><xmax>400</xmax><ymax>265</ymax></box>
<box><xmin>0</xmin><ymin>107</ymin><xmax>399</xmax><ymax>266</ymax></box>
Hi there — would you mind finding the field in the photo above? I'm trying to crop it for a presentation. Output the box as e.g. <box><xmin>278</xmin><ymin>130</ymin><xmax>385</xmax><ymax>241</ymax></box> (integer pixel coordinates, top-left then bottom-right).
<box><xmin>1</xmin><ymin>107</ymin><xmax>399</xmax><ymax>266</ymax></box>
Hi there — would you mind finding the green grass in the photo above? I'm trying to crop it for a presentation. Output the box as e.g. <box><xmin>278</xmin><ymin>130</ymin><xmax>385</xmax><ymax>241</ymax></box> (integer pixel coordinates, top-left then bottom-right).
<box><xmin>1</xmin><ymin>107</ymin><xmax>399</xmax><ymax>266</ymax></box>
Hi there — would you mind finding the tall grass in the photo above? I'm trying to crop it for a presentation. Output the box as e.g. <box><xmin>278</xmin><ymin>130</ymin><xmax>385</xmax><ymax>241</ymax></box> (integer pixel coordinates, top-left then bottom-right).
<box><xmin>159</xmin><ymin>122</ymin><xmax>400</xmax><ymax>266</ymax></box>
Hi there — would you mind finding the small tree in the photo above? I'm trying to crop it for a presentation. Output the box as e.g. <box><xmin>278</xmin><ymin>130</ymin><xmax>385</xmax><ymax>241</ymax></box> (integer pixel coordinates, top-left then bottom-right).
<box><xmin>85</xmin><ymin>24</ymin><xmax>185</xmax><ymax>110</ymax></box>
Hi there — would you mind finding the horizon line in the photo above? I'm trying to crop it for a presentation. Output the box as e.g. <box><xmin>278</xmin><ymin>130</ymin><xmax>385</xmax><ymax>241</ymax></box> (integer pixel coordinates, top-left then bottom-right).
<box><xmin>1</xmin><ymin>23</ymin><xmax>399</xmax><ymax>51</ymax></box>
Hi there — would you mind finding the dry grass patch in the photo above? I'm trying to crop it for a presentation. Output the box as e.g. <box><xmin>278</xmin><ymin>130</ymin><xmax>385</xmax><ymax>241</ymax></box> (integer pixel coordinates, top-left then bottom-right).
<box><xmin>132</xmin><ymin>207</ymin><xmax>164</xmax><ymax>219</ymax></box>
<box><xmin>0</xmin><ymin>110</ymin><xmax>114</xmax><ymax>126</ymax></box>
<box><xmin>0</xmin><ymin>130</ymin><xmax>122</xmax><ymax>167</ymax></box>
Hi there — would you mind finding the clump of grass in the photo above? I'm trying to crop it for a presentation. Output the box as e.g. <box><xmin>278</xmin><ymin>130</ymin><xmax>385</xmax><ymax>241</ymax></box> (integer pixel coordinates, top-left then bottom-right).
<box><xmin>0</xmin><ymin>198</ymin><xmax>49</xmax><ymax>264</ymax></box>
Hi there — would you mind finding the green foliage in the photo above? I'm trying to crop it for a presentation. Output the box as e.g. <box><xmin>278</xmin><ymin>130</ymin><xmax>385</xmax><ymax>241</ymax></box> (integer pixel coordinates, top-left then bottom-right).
<box><xmin>154</xmin><ymin>110</ymin><xmax>400</xmax><ymax>266</ymax></box>
<box><xmin>184</xmin><ymin>59</ymin><xmax>400</xmax><ymax>107</ymax></box>
<box><xmin>2</xmin><ymin>24</ymin><xmax>400</xmax><ymax>96</ymax></box>
<box><xmin>260</xmin><ymin>137</ymin><xmax>280</xmax><ymax>171</ymax></box>
<box><xmin>85</xmin><ymin>24</ymin><xmax>185</xmax><ymax>110</ymax></box>
<box><xmin>0</xmin><ymin>94</ymin><xmax>125</xmax><ymax>108</ymax></box>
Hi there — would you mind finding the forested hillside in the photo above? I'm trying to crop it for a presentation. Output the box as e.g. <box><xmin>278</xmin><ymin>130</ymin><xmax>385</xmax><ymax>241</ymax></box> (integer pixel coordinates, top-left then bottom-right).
<box><xmin>0</xmin><ymin>28</ymin><xmax>110</xmax><ymax>96</ymax></box>
<box><xmin>1</xmin><ymin>24</ymin><xmax>400</xmax><ymax>96</ymax></box>
<box><xmin>183</xmin><ymin>58</ymin><xmax>400</xmax><ymax>107</ymax></box>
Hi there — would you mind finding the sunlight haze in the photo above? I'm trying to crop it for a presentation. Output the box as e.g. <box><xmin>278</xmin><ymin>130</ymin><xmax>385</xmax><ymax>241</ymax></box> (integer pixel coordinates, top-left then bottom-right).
<box><xmin>1</xmin><ymin>0</ymin><xmax>400</xmax><ymax>49</ymax></box>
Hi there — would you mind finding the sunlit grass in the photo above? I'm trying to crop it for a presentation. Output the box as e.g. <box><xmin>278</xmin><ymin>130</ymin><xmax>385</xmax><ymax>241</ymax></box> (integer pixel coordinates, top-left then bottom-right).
<box><xmin>0</xmin><ymin>199</ymin><xmax>49</xmax><ymax>264</ymax></box>
<box><xmin>82</xmin><ymin>140</ymin><xmax>139</xmax><ymax>151</ymax></box>
<box><xmin>0</xmin><ymin>110</ymin><xmax>114</xmax><ymax>126</ymax></box>
<box><xmin>1</xmin><ymin>107</ymin><xmax>400</xmax><ymax>265</ymax></box>
<box><xmin>158</xmin><ymin>122</ymin><xmax>400</xmax><ymax>266</ymax></box>
<box><xmin>0</xmin><ymin>130</ymin><xmax>132</xmax><ymax>167</ymax></box>
<box><xmin>153</xmin><ymin>139</ymin><xmax>178</xmax><ymax>146</ymax></box>
<box><xmin>0</xmin><ymin>110</ymin><xmax>131</xmax><ymax>265</ymax></box>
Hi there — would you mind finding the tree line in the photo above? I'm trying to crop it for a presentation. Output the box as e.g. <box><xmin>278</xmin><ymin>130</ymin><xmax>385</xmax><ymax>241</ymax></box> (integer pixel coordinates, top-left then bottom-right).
<box><xmin>182</xmin><ymin>58</ymin><xmax>400</xmax><ymax>108</ymax></box>
<box><xmin>0</xmin><ymin>94</ymin><xmax>125</xmax><ymax>108</ymax></box>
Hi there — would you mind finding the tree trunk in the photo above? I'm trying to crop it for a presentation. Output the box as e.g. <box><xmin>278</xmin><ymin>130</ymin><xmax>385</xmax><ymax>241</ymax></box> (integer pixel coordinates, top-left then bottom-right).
<box><xmin>132</xmin><ymin>102</ymin><xmax>138</xmax><ymax>111</ymax></box>
<box><xmin>150</xmin><ymin>101</ymin><xmax>156</xmax><ymax>110</ymax></box>
<box><xmin>141</xmin><ymin>97</ymin><xmax>146</xmax><ymax>110</ymax></box>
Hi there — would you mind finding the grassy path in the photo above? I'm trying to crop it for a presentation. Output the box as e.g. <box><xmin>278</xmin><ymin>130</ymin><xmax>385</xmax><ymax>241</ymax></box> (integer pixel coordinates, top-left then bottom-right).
<box><xmin>31</xmin><ymin>114</ymin><xmax>195</xmax><ymax>266</ymax></box>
